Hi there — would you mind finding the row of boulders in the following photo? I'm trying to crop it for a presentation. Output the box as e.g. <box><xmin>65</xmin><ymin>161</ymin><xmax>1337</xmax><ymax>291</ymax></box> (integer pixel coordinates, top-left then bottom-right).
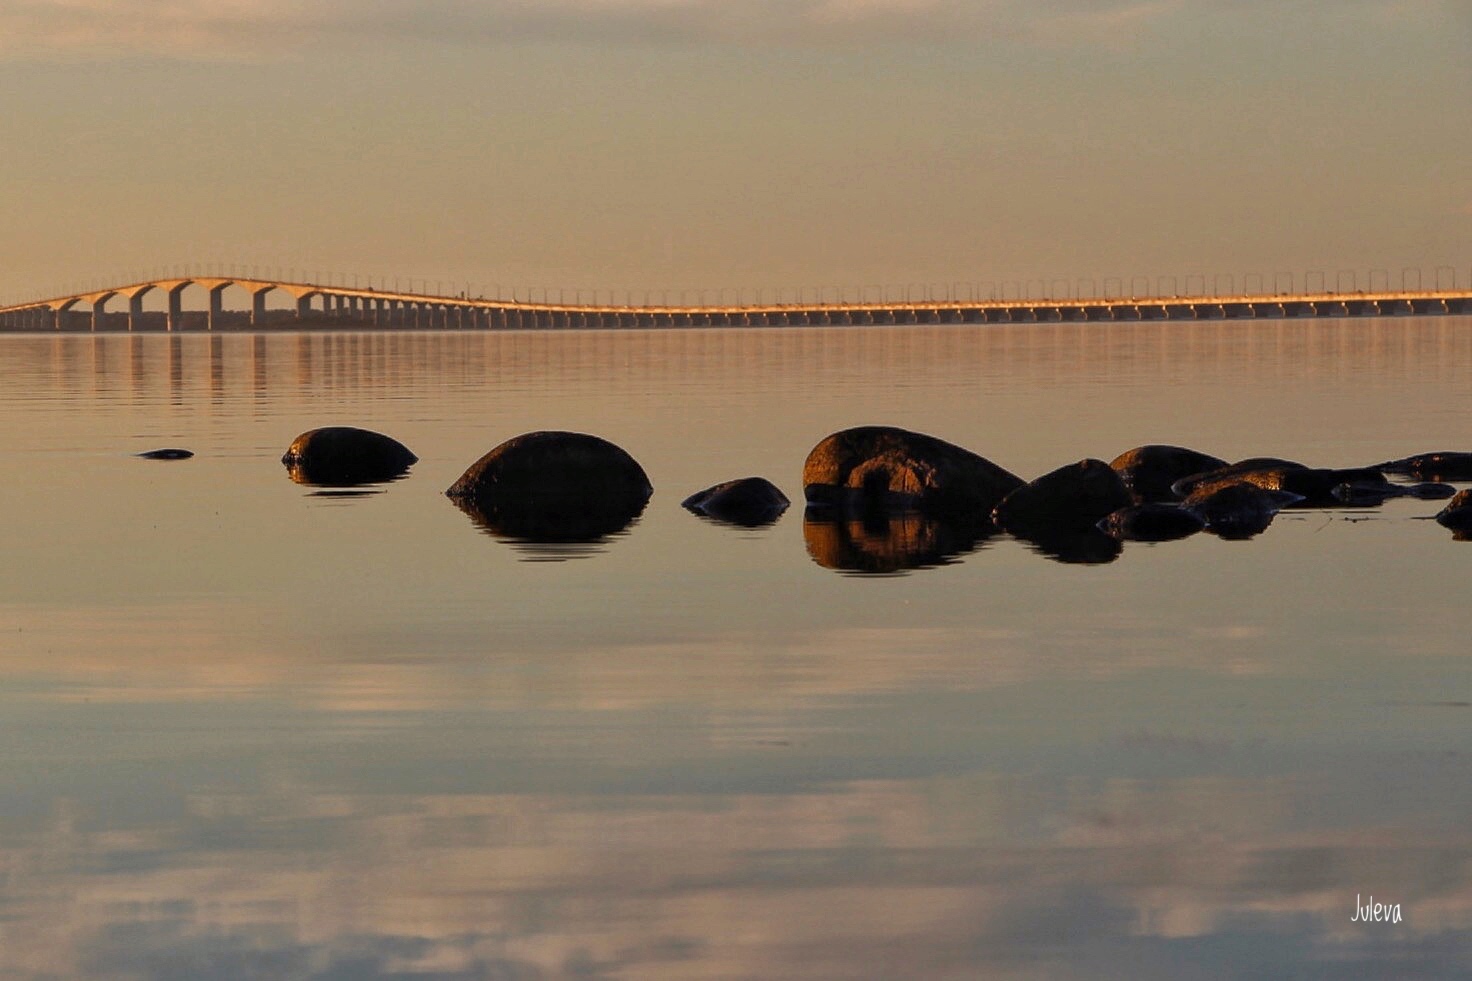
<box><xmin>801</xmin><ymin>426</ymin><xmax>1468</xmax><ymax>538</ymax></box>
<box><xmin>267</xmin><ymin>425</ymin><xmax>1472</xmax><ymax>562</ymax></box>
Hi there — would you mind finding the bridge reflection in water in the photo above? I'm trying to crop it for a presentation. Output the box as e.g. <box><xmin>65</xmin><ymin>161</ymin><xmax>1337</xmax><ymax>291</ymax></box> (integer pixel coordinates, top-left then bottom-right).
<box><xmin>2</xmin><ymin>274</ymin><xmax>1471</xmax><ymax>331</ymax></box>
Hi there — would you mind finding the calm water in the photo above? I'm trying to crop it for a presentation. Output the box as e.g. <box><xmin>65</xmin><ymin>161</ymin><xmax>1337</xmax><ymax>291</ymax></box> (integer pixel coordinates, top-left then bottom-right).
<box><xmin>2</xmin><ymin>321</ymin><xmax>1471</xmax><ymax>980</ymax></box>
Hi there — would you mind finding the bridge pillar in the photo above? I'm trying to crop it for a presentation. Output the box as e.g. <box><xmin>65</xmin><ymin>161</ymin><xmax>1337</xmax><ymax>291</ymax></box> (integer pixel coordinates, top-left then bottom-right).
<box><xmin>168</xmin><ymin>286</ymin><xmax>185</xmax><ymax>331</ymax></box>
<box><xmin>128</xmin><ymin>293</ymin><xmax>144</xmax><ymax>331</ymax></box>
<box><xmin>251</xmin><ymin>289</ymin><xmax>268</xmax><ymax>326</ymax></box>
<box><xmin>209</xmin><ymin>284</ymin><xmax>226</xmax><ymax>330</ymax></box>
<box><xmin>296</xmin><ymin>294</ymin><xmax>312</xmax><ymax>320</ymax></box>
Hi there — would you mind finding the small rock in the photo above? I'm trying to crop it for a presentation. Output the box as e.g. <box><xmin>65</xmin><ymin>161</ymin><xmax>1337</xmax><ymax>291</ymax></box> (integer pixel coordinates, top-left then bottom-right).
<box><xmin>1406</xmin><ymin>482</ymin><xmax>1459</xmax><ymax>501</ymax></box>
<box><xmin>1184</xmin><ymin>482</ymin><xmax>1302</xmax><ymax>539</ymax></box>
<box><xmin>683</xmin><ymin>477</ymin><xmax>789</xmax><ymax>527</ymax></box>
<box><xmin>1435</xmin><ymin>489</ymin><xmax>1472</xmax><ymax>532</ymax></box>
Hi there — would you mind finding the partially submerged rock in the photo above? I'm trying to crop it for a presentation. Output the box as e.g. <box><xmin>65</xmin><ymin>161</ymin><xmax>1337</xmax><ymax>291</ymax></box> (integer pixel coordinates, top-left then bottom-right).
<box><xmin>802</xmin><ymin>426</ymin><xmax>1023</xmax><ymax>518</ymax></box>
<box><xmin>1435</xmin><ymin>489</ymin><xmax>1472</xmax><ymax>533</ymax></box>
<box><xmin>1109</xmin><ymin>445</ymin><xmax>1227</xmax><ymax>503</ymax></box>
<box><xmin>1405</xmin><ymin>482</ymin><xmax>1460</xmax><ymax>501</ymax></box>
<box><xmin>1330</xmin><ymin>480</ymin><xmax>1458</xmax><ymax>506</ymax></box>
<box><xmin>446</xmin><ymin>431</ymin><xmax>652</xmax><ymax>542</ymax></box>
<box><xmin>1097</xmin><ymin>503</ymin><xmax>1206</xmax><ymax>542</ymax></box>
<box><xmin>992</xmin><ymin>459</ymin><xmax>1134</xmax><ymax>533</ymax></box>
<box><xmin>1380</xmin><ymin>452</ymin><xmax>1472</xmax><ymax>482</ymax></box>
<box><xmin>1184</xmin><ymin>482</ymin><xmax>1302</xmax><ymax>539</ymax></box>
<box><xmin>282</xmin><ymin>427</ymin><xmax>416</xmax><ymax>486</ymax></box>
<box><xmin>682</xmin><ymin>477</ymin><xmax>789</xmax><ymax>528</ymax></box>
<box><xmin>1175</xmin><ymin>460</ymin><xmax>1386</xmax><ymax>506</ymax></box>
<box><xmin>1171</xmin><ymin>458</ymin><xmax>1307</xmax><ymax>498</ymax></box>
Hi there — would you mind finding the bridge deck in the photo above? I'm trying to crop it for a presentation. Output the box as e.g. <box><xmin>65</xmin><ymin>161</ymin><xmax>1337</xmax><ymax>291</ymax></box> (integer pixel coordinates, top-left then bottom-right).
<box><xmin>2</xmin><ymin>277</ymin><xmax>1470</xmax><ymax>331</ymax></box>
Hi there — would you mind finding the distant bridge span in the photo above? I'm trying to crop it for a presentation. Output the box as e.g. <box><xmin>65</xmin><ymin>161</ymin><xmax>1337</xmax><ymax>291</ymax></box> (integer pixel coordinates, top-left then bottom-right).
<box><xmin>2</xmin><ymin>275</ymin><xmax>1470</xmax><ymax>332</ymax></box>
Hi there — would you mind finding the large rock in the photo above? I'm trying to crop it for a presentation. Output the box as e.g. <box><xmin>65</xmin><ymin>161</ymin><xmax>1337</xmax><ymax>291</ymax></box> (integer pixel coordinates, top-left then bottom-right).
<box><xmin>802</xmin><ymin>426</ymin><xmax>1023</xmax><ymax>518</ymax></box>
<box><xmin>446</xmin><ymin>431</ymin><xmax>652</xmax><ymax>542</ymax></box>
<box><xmin>682</xmin><ymin>477</ymin><xmax>789</xmax><ymax>528</ymax></box>
<box><xmin>1109</xmin><ymin>445</ymin><xmax>1227</xmax><ymax>503</ymax></box>
<box><xmin>1380</xmin><ymin>452</ymin><xmax>1472</xmax><ymax>482</ymax></box>
<box><xmin>992</xmin><ymin>459</ymin><xmax>1134</xmax><ymax>533</ymax></box>
<box><xmin>282</xmin><ymin>427</ymin><xmax>417</xmax><ymax>486</ymax></box>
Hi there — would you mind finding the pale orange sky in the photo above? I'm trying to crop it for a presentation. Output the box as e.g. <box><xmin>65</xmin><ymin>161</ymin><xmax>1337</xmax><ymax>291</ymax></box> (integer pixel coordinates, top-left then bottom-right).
<box><xmin>1</xmin><ymin>0</ymin><xmax>1469</xmax><ymax>304</ymax></box>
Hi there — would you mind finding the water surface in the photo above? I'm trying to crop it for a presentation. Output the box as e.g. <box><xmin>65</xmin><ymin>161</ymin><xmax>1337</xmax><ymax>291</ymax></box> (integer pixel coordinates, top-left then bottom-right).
<box><xmin>1</xmin><ymin>321</ymin><xmax>1470</xmax><ymax>979</ymax></box>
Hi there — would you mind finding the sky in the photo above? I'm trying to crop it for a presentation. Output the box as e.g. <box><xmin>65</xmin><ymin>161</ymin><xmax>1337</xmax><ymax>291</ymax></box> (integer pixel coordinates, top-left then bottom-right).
<box><xmin>1</xmin><ymin>0</ymin><xmax>1469</xmax><ymax>305</ymax></box>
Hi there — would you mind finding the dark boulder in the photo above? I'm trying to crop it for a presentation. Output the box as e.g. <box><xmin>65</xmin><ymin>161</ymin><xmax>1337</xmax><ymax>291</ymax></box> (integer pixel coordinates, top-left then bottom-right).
<box><xmin>802</xmin><ymin>426</ymin><xmax>1023</xmax><ymax>518</ymax></box>
<box><xmin>1184</xmin><ymin>482</ymin><xmax>1302</xmax><ymax>539</ymax></box>
<box><xmin>1109</xmin><ymin>445</ymin><xmax>1227</xmax><ymax>503</ymax></box>
<box><xmin>1097</xmin><ymin>503</ymin><xmax>1206</xmax><ymax>542</ymax></box>
<box><xmin>282</xmin><ymin>427</ymin><xmax>416</xmax><ymax>486</ymax></box>
<box><xmin>1380</xmin><ymin>452</ymin><xmax>1472</xmax><ymax>482</ymax></box>
<box><xmin>683</xmin><ymin>477</ymin><xmax>789</xmax><ymax>527</ymax></box>
<box><xmin>446</xmin><ymin>431</ymin><xmax>652</xmax><ymax>543</ymax></box>
<box><xmin>1435</xmin><ymin>490</ymin><xmax>1472</xmax><ymax>532</ymax></box>
<box><xmin>138</xmin><ymin>448</ymin><xmax>193</xmax><ymax>460</ymax></box>
<box><xmin>993</xmin><ymin>459</ymin><xmax>1134</xmax><ymax>533</ymax></box>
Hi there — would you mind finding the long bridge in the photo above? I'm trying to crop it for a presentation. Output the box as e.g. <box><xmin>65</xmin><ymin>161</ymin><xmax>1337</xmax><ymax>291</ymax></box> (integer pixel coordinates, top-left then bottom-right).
<box><xmin>1</xmin><ymin>274</ymin><xmax>1470</xmax><ymax>332</ymax></box>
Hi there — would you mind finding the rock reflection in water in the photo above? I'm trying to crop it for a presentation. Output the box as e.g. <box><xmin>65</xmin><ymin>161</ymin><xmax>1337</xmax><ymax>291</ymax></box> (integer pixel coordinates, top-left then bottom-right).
<box><xmin>803</xmin><ymin>509</ymin><xmax>993</xmax><ymax>574</ymax></box>
<box><xmin>307</xmin><ymin>488</ymin><xmax>384</xmax><ymax>500</ymax></box>
<box><xmin>286</xmin><ymin>462</ymin><xmax>414</xmax><ymax>488</ymax></box>
<box><xmin>451</xmin><ymin>494</ymin><xmax>647</xmax><ymax>555</ymax></box>
<box><xmin>1009</xmin><ymin>525</ymin><xmax>1124</xmax><ymax>565</ymax></box>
